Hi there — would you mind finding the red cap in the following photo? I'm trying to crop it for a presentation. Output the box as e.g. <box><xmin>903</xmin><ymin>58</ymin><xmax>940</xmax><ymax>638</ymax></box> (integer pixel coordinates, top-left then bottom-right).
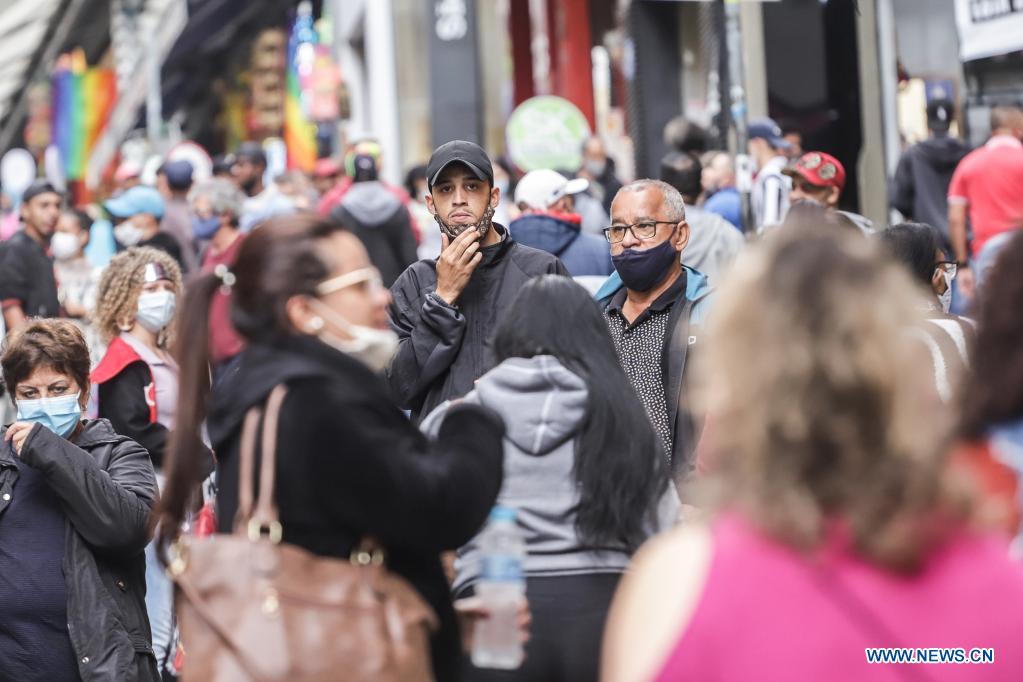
<box><xmin>314</xmin><ymin>158</ymin><xmax>341</xmax><ymax>178</ymax></box>
<box><xmin>784</xmin><ymin>152</ymin><xmax>846</xmax><ymax>191</ymax></box>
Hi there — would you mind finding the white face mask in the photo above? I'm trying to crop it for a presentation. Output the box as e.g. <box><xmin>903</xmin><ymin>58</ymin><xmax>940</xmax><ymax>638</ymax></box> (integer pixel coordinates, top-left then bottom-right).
<box><xmin>51</xmin><ymin>232</ymin><xmax>81</xmax><ymax>260</ymax></box>
<box><xmin>310</xmin><ymin>300</ymin><xmax>398</xmax><ymax>372</ymax></box>
<box><xmin>938</xmin><ymin>269</ymin><xmax>953</xmax><ymax>314</ymax></box>
<box><xmin>115</xmin><ymin>220</ymin><xmax>144</xmax><ymax>247</ymax></box>
<box><xmin>136</xmin><ymin>290</ymin><xmax>176</xmax><ymax>333</ymax></box>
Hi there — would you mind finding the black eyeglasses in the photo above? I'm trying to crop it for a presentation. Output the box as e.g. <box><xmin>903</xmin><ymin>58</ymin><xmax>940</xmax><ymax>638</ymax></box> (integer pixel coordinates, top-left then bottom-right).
<box><xmin>602</xmin><ymin>221</ymin><xmax>677</xmax><ymax>244</ymax></box>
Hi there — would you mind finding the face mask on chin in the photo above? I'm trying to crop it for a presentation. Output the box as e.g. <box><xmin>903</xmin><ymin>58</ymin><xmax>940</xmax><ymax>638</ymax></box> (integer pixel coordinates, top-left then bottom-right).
<box><xmin>309</xmin><ymin>300</ymin><xmax>399</xmax><ymax>372</ymax></box>
<box><xmin>435</xmin><ymin>203</ymin><xmax>496</xmax><ymax>241</ymax></box>
<box><xmin>938</xmin><ymin>269</ymin><xmax>953</xmax><ymax>313</ymax></box>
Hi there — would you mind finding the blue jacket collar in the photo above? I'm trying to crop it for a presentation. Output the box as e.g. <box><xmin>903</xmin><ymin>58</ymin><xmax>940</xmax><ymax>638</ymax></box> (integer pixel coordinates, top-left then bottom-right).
<box><xmin>594</xmin><ymin>264</ymin><xmax>712</xmax><ymax>305</ymax></box>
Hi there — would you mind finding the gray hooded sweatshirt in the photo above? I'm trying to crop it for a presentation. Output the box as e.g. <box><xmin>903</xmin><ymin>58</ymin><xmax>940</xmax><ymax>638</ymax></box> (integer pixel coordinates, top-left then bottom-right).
<box><xmin>421</xmin><ymin>355</ymin><xmax>679</xmax><ymax>595</ymax></box>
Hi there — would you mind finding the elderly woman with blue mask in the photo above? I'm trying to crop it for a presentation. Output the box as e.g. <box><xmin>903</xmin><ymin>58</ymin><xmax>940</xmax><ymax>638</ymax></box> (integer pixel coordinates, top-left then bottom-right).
<box><xmin>1</xmin><ymin>319</ymin><xmax>160</xmax><ymax>681</ymax></box>
<box><xmin>91</xmin><ymin>246</ymin><xmax>186</xmax><ymax>675</ymax></box>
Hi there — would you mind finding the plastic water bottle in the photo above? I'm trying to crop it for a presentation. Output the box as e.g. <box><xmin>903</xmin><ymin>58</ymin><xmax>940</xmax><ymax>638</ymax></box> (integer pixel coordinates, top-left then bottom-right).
<box><xmin>471</xmin><ymin>506</ymin><xmax>526</xmax><ymax>669</ymax></box>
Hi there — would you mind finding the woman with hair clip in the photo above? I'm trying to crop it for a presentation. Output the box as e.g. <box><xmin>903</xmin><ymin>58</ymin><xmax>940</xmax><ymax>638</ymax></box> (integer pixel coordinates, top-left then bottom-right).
<box><xmin>91</xmin><ymin>245</ymin><xmax>185</xmax><ymax>674</ymax></box>
<box><xmin>157</xmin><ymin>214</ymin><xmax>507</xmax><ymax>681</ymax></box>
<box><xmin>423</xmin><ymin>275</ymin><xmax>677</xmax><ymax>682</ymax></box>
<box><xmin>602</xmin><ymin>226</ymin><xmax>1023</xmax><ymax>682</ymax></box>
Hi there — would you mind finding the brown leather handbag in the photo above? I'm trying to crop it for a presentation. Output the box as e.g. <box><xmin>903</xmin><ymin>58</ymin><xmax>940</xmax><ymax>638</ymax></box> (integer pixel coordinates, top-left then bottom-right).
<box><xmin>169</xmin><ymin>385</ymin><xmax>438</xmax><ymax>681</ymax></box>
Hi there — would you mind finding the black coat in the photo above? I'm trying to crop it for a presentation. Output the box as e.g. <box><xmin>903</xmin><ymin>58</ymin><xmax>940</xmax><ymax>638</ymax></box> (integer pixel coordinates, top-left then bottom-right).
<box><xmin>208</xmin><ymin>334</ymin><xmax>505</xmax><ymax>682</ymax></box>
<box><xmin>0</xmin><ymin>420</ymin><xmax>160</xmax><ymax>682</ymax></box>
<box><xmin>386</xmin><ymin>226</ymin><xmax>568</xmax><ymax>422</ymax></box>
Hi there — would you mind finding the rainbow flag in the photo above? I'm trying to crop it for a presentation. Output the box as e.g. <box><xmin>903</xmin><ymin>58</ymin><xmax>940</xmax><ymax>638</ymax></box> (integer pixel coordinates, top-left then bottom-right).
<box><xmin>284</xmin><ymin>10</ymin><xmax>318</xmax><ymax>172</ymax></box>
<box><xmin>52</xmin><ymin>49</ymin><xmax>116</xmax><ymax>182</ymax></box>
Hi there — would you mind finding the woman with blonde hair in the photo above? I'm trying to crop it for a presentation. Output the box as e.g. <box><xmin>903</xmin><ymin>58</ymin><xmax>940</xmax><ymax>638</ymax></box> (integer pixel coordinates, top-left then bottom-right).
<box><xmin>601</xmin><ymin>226</ymin><xmax>1023</xmax><ymax>681</ymax></box>
<box><xmin>90</xmin><ymin>245</ymin><xmax>184</xmax><ymax>674</ymax></box>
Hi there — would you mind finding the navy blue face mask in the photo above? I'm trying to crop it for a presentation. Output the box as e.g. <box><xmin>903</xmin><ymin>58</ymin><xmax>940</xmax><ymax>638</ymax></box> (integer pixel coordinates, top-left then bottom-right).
<box><xmin>611</xmin><ymin>227</ymin><xmax>680</xmax><ymax>292</ymax></box>
<box><xmin>192</xmin><ymin>215</ymin><xmax>221</xmax><ymax>239</ymax></box>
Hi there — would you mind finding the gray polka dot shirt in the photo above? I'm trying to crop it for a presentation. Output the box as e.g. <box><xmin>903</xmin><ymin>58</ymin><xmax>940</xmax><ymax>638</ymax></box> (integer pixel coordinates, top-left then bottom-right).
<box><xmin>602</xmin><ymin>273</ymin><xmax>687</xmax><ymax>461</ymax></box>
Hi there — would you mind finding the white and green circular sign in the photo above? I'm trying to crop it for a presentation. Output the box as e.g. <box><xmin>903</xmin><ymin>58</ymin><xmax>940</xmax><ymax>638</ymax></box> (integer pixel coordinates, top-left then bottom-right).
<box><xmin>506</xmin><ymin>96</ymin><xmax>592</xmax><ymax>172</ymax></box>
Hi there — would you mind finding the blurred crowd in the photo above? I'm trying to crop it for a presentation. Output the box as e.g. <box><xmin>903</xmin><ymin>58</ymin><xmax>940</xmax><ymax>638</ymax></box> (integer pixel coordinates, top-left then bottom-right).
<box><xmin>0</xmin><ymin>100</ymin><xmax>1021</xmax><ymax>682</ymax></box>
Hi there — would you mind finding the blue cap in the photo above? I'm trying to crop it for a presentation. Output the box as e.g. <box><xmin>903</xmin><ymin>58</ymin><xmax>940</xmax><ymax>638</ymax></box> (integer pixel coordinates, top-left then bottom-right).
<box><xmin>104</xmin><ymin>186</ymin><xmax>166</xmax><ymax>219</ymax></box>
<box><xmin>160</xmin><ymin>160</ymin><xmax>193</xmax><ymax>190</ymax></box>
<box><xmin>748</xmin><ymin>117</ymin><xmax>791</xmax><ymax>150</ymax></box>
<box><xmin>489</xmin><ymin>506</ymin><xmax>517</xmax><ymax>523</ymax></box>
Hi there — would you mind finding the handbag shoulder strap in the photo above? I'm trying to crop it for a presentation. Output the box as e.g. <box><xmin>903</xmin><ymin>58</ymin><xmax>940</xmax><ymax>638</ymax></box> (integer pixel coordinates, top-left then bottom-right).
<box><xmin>231</xmin><ymin>384</ymin><xmax>289</xmax><ymax>536</ymax></box>
<box><xmin>251</xmin><ymin>385</ymin><xmax>289</xmax><ymax>531</ymax></box>
<box><xmin>231</xmin><ymin>405</ymin><xmax>263</xmax><ymax>535</ymax></box>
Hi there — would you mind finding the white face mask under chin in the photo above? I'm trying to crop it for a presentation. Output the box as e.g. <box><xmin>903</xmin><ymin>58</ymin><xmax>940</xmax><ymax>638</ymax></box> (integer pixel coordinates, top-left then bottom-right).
<box><xmin>310</xmin><ymin>301</ymin><xmax>398</xmax><ymax>372</ymax></box>
<box><xmin>938</xmin><ymin>270</ymin><xmax>953</xmax><ymax>313</ymax></box>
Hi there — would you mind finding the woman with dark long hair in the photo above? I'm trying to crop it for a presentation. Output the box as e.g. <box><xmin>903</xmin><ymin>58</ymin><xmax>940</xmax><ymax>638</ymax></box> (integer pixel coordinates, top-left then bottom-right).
<box><xmin>423</xmin><ymin>274</ymin><xmax>676</xmax><ymax>682</ymax></box>
<box><xmin>157</xmin><ymin>214</ymin><xmax>506</xmax><ymax>680</ymax></box>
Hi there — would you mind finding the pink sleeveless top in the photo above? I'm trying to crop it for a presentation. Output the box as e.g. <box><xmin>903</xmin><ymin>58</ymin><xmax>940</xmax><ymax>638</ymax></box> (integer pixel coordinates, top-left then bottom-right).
<box><xmin>655</xmin><ymin>514</ymin><xmax>1023</xmax><ymax>681</ymax></box>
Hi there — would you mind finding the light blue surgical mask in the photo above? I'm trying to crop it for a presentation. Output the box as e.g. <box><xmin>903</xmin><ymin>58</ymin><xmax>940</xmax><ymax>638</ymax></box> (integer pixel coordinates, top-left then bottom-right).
<box><xmin>17</xmin><ymin>393</ymin><xmax>82</xmax><ymax>438</ymax></box>
<box><xmin>136</xmin><ymin>290</ymin><xmax>176</xmax><ymax>333</ymax></box>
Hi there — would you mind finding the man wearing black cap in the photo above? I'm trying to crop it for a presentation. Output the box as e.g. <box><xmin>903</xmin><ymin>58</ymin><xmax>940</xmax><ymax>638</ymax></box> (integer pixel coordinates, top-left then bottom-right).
<box><xmin>387</xmin><ymin>140</ymin><xmax>568</xmax><ymax>421</ymax></box>
<box><xmin>890</xmin><ymin>100</ymin><xmax>969</xmax><ymax>251</ymax></box>
<box><xmin>0</xmin><ymin>181</ymin><xmax>62</xmax><ymax>330</ymax></box>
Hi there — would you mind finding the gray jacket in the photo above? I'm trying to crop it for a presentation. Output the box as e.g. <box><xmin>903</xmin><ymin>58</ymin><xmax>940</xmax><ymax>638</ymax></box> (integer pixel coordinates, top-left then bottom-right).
<box><xmin>0</xmin><ymin>420</ymin><xmax>160</xmax><ymax>682</ymax></box>
<box><xmin>422</xmin><ymin>355</ymin><xmax>678</xmax><ymax>595</ymax></box>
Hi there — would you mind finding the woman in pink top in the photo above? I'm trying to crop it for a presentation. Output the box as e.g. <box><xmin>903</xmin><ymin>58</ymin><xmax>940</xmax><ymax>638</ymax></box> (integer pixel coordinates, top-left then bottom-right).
<box><xmin>602</xmin><ymin>224</ymin><xmax>1023</xmax><ymax>682</ymax></box>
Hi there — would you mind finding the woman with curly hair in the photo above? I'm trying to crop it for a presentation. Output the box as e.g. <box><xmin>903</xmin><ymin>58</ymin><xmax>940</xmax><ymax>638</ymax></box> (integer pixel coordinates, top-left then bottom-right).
<box><xmin>90</xmin><ymin>246</ymin><xmax>183</xmax><ymax>674</ymax></box>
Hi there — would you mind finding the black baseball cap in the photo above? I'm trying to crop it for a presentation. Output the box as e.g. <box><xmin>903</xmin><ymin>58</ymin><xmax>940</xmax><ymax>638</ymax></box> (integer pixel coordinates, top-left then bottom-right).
<box><xmin>234</xmin><ymin>141</ymin><xmax>267</xmax><ymax>166</ymax></box>
<box><xmin>22</xmin><ymin>180</ymin><xmax>61</xmax><ymax>204</ymax></box>
<box><xmin>426</xmin><ymin>140</ymin><xmax>494</xmax><ymax>190</ymax></box>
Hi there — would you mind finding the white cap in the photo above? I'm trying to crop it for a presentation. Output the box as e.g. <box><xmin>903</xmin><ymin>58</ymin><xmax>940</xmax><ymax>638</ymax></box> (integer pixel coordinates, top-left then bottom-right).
<box><xmin>514</xmin><ymin>169</ymin><xmax>589</xmax><ymax>210</ymax></box>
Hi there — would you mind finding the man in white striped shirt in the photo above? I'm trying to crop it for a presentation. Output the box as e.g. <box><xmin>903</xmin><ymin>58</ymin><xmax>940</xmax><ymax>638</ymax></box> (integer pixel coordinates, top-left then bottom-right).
<box><xmin>747</xmin><ymin>118</ymin><xmax>792</xmax><ymax>232</ymax></box>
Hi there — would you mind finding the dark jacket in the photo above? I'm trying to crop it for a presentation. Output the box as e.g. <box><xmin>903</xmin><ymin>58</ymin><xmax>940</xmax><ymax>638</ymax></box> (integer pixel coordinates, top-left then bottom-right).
<box><xmin>332</xmin><ymin>181</ymin><xmax>420</xmax><ymax>287</ymax></box>
<box><xmin>592</xmin><ymin>160</ymin><xmax>623</xmax><ymax>214</ymax></box>
<box><xmin>508</xmin><ymin>212</ymin><xmax>613</xmax><ymax>277</ymax></box>
<box><xmin>207</xmin><ymin>334</ymin><xmax>505</xmax><ymax>682</ymax></box>
<box><xmin>387</xmin><ymin>226</ymin><xmax>569</xmax><ymax>421</ymax></box>
<box><xmin>92</xmin><ymin>337</ymin><xmax>167</xmax><ymax>468</ymax></box>
<box><xmin>0</xmin><ymin>230</ymin><xmax>60</xmax><ymax>317</ymax></box>
<box><xmin>890</xmin><ymin>136</ymin><xmax>970</xmax><ymax>246</ymax></box>
<box><xmin>0</xmin><ymin>419</ymin><xmax>159</xmax><ymax>682</ymax></box>
<box><xmin>595</xmin><ymin>267</ymin><xmax>713</xmax><ymax>479</ymax></box>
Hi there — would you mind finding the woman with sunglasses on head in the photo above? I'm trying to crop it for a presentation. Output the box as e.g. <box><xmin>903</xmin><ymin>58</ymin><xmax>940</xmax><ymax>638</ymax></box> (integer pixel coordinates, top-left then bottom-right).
<box><xmin>0</xmin><ymin>320</ymin><xmax>159</xmax><ymax>681</ymax></box>
<box><xmin>158</xmin><ymin>214</ymin><xmax>506</xmax><ymax>681</ymax></box>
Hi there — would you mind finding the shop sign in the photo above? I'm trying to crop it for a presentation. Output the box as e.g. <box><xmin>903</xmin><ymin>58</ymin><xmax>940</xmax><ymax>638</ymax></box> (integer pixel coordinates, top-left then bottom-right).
<box><xmin>955</xmin><ymin>0</ymin><xmax>1023</xmax><ymax>61</ymax></box>
<box><xmin>506</xmin><ymin>96</ymin><xmax>592</xmax><ymax>173</ymax></box>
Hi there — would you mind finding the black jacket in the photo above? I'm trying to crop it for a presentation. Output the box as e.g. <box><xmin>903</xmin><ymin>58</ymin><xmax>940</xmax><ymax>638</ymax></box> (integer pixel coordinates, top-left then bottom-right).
<box><xmin>890</xmin><ymin>136</ymin><xmax>970</xmax><ymax>246</ymax></box>
<box><xmin>387</xmin><ymin>226</ymin><xmax>568</xmax><ymax>421</ymax></box>
<box><xmin>0</xmin><ymin>230</ymin><xmax>60</xmax><ymax>317</ymax></box>
<box><xmin>97</xmin><ymin>362</ymin><xmax>170</xmax><ymax>469</ymax></box>
<box><xmin>207</xmin><ymin>334</ymin><xmax>505</xmax><ymax>682</ymax></box>
<box><xmin>0</xmin><ymin>420</ymin><xmax>159</xmax><ymax>682</ymax></box>
<box><xmin>332</xmin><ymin>181</ymin><xmax>419</xmax><ymax>287</ymax></box>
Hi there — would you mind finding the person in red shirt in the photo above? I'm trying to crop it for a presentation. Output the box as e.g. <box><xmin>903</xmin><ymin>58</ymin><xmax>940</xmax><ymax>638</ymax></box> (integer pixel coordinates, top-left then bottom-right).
<box><xmin>187</xmin><ymin>178</ymin><xmax>247</xmax><ymax>369</ymax></box>
<box><xmin>947</xmin><ymin>106</ymin><xmax>1023</xmax><ymax>299</ymax></box>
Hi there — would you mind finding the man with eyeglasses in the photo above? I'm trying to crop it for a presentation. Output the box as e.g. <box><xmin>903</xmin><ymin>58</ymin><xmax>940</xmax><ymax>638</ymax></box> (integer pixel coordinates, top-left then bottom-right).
<box><xmin>387</xmin><ymin>141</ymin><xmax>568</xmax><ymax>422</ymax></box>
<box><xmin>593</xmin><ymin>180</ymin><xmax>713</xmax><ymax>482</ymax></box>
<box><xmin>878</xmin><ymin>222</ymin><xmax>976</xmax><ymax>404</ymax></box>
